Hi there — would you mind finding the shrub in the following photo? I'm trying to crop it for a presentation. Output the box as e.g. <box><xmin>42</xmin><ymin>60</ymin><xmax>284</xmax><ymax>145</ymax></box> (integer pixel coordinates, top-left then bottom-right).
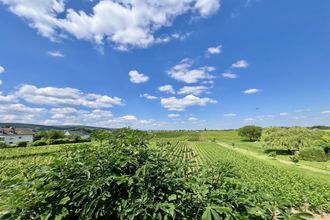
<box><xmin>261</xmin><ymin>127</ymin><xmax>316</xmax><ymax>152</ymax></box>
<box><xmin>268</xmin><ymin>151</ymin><xmax>277</xmax><ymax>159</ymax></box>
<box><xmin>290</xmin><ymin>154</ymin><xmax>300</xmax><ymax>164</ymax></box>
<box><xmin>0</xmin><ymin>142</ymin><xmax>8</xmax><ymax>148</ymax></box>
<box><xmin>16</xmin><ymin>141</ymin><xmax>28</xmax><ymax>148</ymax></box>
<box><xmin>31</xmin><ymin>140</ymin><xmax>47</xmax><ymax>146</ymax></box>
<box><xmin>238</xmin><ymin>125</ymin><xmax>262</xmax><ymax>141</ymax></box>
<box><xmin>300</xmin><ymin>147</ymin><xmax>328</xmax><ymax>162</ymax></box>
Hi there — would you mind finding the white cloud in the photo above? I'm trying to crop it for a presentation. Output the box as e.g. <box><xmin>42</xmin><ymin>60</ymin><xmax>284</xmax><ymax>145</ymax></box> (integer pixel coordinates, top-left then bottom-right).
<box><xmin>0</xmin><ymin>0</ymin><xmax>220</xmax><ymax>49</ymax></box>
<box><xmin>177</xmin><ymin>86</ymin><xmax>208</xmax><ymax>95</ymax></box>
<box><xmin>207</xmin><ymin>45</ymin><xmax>222</xmax><ymax>55</ymax></box>
<box><xmin>141</xmin><ymin>93</ymin><xmax>158</xmax><ymax>100</ymax></box>
<box><xmin>0</xmin><ymin>65</ymin><xmax>5</xmax><ymax>73</ymax></box>
<box><xmin>195</xmin><ymin>0</ymin><xmax>220</xmax><ymax>17</ymax></box>
<box><xmin>0</xmin><ymin>103</ymin><xmax>46</xmax><ymax>123</ymax></box>
<box><xmin>321</xmin><ymin>110</ymin><xmax>330</xmax><ymax>114</ymax></box>
<box><xmin>129</xmin><ymin>70</ymin><xmax>149</xmax><ymax>84</ymax></box>
<box><xmin>47</xmin><ymin>50</ymin><xmax>64</xmax><ymax>57</ymax></box>
<box><xmin>244</xmin><ymin>117</ymin><xmax>255</xmax><ymax>122</ymax></box>
<box><xmin>158</xmin><ymin>85</ymin><xmax>175</xmax><ymax>94</ymax></box>
<box><xmin>222</xmin><ymin>72</ymin><xmax>238</xmax><ymax>79</ymax></box>
<box><xmin>15</xmin><ymin>84</ymin><xmax>123</xmax><ymax>108</ymax></box>
<box><xmin>120</xmin><ymin>115</ymin><xmax>137</xmax><ymax>121</ymax></box>
<box><xmin>0</xmin><ymin>80</ymin><xmax>2</xmax><ymax>86</ymax></box>
<box><xmin>224</xmin><ymin>113</ymin><xmax>236</xmax><ymax>117</ymax></box>
<box><xmin>168</xmin><ymin>113</ymin><xmax>180</xmax><ymax>118</ymax></box>
<box><xmin>188</xmin><ymin>117</ymin><xmax>198</xmax><ymax>121</ymax></box>
<box><xmin>232</xmin><ymin>60</ymin><xmax>249</xmax><ymax>68</ymax></box>
<box><xmin>280</xmin><ymin>112</ymin><xmax>289</xmax><ymax>116</ymax></box>
<box><xmin>243</xmin><ymin>88</ymin><xmax>261</xmax><ymax>94</ymax></box>
<box><xmin>161</xmin><ymin>94</ymin><xmax>217</xmax><ymax>111</ymax></box>
<box><xmin>0</xmin><ymin>94</ymin><xmax>18</xmax><ymax>103</ymax></box>
<box><xmin>168</xmin><ymin>59</ymin><xmax>215</xmax><ymax>83</ymax></box>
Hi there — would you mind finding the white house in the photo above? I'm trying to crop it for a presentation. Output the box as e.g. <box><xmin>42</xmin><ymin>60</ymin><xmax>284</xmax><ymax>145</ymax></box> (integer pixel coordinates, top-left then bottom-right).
<box><xmin>64</xmin><ymin>130</ymin><xmax>90</xmax><ymax>139</ymax></box>
<box><xmin>0</xmin><ymin>127</ymin><xmax>34</xmax><ymax>145</ymax></box>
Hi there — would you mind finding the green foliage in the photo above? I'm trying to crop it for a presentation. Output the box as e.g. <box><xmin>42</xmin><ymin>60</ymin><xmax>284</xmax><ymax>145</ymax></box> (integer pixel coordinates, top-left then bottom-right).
<box><xmin>15</xmin><ymin>141</ymin><xmax>28</xmax><ymax>148</ymax></box>
<box><xmin>268</xmin><ymin>151</ymin><xmax>277</xmax><ymax>159</ymax></box>
<box><xmin>34</xmin><ymin>130</ymin><xmax>65</xmax><ymax>141</ymax></box>
<box><xmin>300</xmin><ymin>147</ymin><xmax>328</xmax><ymax>162</ymax></box>
<box><xmin>30</xmin><ymin>140</ymin><xmax>48</xmax><ymax>146</ymax></box>
<box><xmin>261</xmin><ymin>127</ymin><xmax>316</xmax><ymax>152</ymax></box>
<box><xmin>91</xmin><ymin>129</ymin><xmax>112</xmax><ymax>146</ymax></box>
<box><xmin>238</xmin><ymin>125</ymin><xmax>262</xmax><ymax>141</ymax></box>
<box><xmin>188</xmin><ymin>142</ymin><xmax>330</xmax><ymax>213</ymax></box>
<box><xmin>0</xmin><ymin>143</ymin><xmax>7</xmax><ymax>148</ymax></box>
<box><xmin>0</xmin><ymin>128</ymin><xmax>298</xmax><ymax>219</ymax></box>
<box><xmin>290</xmin><ymin>154</ymin><xmax>300</xmax><ymax>164</ymax></box>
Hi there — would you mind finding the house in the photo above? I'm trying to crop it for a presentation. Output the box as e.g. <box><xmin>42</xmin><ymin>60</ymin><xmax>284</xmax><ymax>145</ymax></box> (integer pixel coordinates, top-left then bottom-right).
<box><xmin>64</xmin><ymin>130</ymin><xmax>90</xmax><ymax>139</ymax></box>
<box><xmin>0</xmin><ymin>127</ymin><xmax>34</xmax><ymax>145</ymax></box>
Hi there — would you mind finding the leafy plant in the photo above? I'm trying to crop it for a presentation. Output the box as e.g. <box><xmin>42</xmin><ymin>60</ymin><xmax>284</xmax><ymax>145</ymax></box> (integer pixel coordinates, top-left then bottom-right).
<box><xmin>0</xmin><ymin>128</ymin><xmax>298</xmax><ymax>219</ymax></box>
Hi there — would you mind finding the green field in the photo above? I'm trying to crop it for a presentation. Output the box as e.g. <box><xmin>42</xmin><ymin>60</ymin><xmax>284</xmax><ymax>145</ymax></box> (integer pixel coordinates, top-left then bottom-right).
<box><xmin>1</xmin><ymin>130</ymin><xmax>330</xmax><ymax>218</ymax></box>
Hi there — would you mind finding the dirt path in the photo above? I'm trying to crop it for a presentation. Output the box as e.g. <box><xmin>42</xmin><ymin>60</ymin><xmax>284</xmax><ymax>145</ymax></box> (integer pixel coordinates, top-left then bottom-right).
<box><xmin>216</xmin><ymin>142</ymin><xmax>330</xmax><ymax>176</ymax></box>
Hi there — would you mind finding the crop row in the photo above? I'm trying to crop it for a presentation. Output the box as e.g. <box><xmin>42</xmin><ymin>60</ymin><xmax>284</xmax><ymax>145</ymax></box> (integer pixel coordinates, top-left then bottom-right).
<box><xmin>188</xmin><ymin>142</ymin><xmax>330</xmax><ymax>213</ymax></box>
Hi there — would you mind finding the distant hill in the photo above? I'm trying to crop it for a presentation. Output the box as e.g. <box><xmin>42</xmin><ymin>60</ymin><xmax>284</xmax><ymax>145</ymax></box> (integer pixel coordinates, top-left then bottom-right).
<box><xmin>0</xmin><ymin>123</ymin><xmax>113</xmax><ymax>132</ymax></box>
<box><xmin>309</xmin><ymin>125</ymin><xmax>330</xmax><ymax>130</ymax></box>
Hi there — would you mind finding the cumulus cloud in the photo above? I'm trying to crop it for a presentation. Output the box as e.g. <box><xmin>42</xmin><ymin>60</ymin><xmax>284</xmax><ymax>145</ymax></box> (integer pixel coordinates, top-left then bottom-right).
<box><xmin>243</xmin><ymin>88</ymin><xmax>261</xmax><ymax>94</ymax></box>
<box><xmin>158</xmin><ymin>85</ymin><xmax>175</xmax><ymax>94</ymax></box>
<box><xmin>222</xmin><ymin>72</ymin><xmax>238</xmax><ymax>79</ymax></box>
<box><xmin>280</xmin><ymin>112</ymin><xmax>289</xmax><ymax>116</ymax></box>
<box><xmin>0</xmin><ymin>103</ymin><xmax>46</xmax><ymax>123</ymax></box>
<box><xmin>188</xmin><ymin>117</ymin><xmax>198</xmax><ymax>121</ymax></box>
<box><xmin>321</xmin><ymin>110</ymin><xmax>330</xmax><ymax>114</ymax></box>
<box><xmin>168</xmin><ymin>59</ymin><xmax>215</xmax><ymax>83</ymax></box>
<box><xmin>224</xmin><ymin>113</ymin><xmax>236</xmax><ymax>117</ymax></box>
<box><xmin>161</xmin><ymin>94</ymin><xmax>217</xmax><ymax>111</ymax></box>
<box><xmin>232</xmin><ymin>60</ymin><xmax>249</xmax><ymax>68</ymax></box>
<box><xmin>141</xmin><ymin>93</ymin><xmax>158</xmax><ymax>100</ymax></box>
<box><xmin>0</xmin><ymin>0</ymin><xmax>220</xmax><ymax>49</ymax></box>
<box><xmin>15</xmin><ymin>84</ymin><xmax>123</xmax><ymax>108</ymax></box>
<box><xmin>207</xmin><ymin>45</ymin><xmax>222</xmax><ymax>55</ymax></box>
<box><xmin>47</xmin><ymin>50</ymin><xmax>64</xmax><ymax>57</ymax></box>
<box><xmin>177</xmin><ymin>85</ymin><xmax>208</xmax><ymax>95</ymax></box>
<box><xmin>0</xmin><ymin>65</ymin><xmax>5</xmax><ymax>73</ymax></box>
<box><xmin>129</xmin><ymin>70</ymin><xmax>149</xmax><ymax>84</ymax></box>
<box><xmin>168</xmin><ymin>113</ymin><xmax>180</xmax><ymax>118</ymax></box>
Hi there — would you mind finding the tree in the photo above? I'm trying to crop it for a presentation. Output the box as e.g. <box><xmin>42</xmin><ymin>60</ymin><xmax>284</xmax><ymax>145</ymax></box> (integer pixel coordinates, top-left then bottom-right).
<box><xmin>261</xmin><ymin>127</ymin><xmax>315</xmax><ymax>153</ymax></box>
<box><xmin>238</xmin><ymin>125</ymin><xmax>262</xmax><ymax>141</ymax></box>
<box><xmin>91</xmin><ymin>130</ymin><xmax>112</xmax><ymax>146</ymax></box>
<box><xmin>34</xmin><ymin>130</ymin><xmax>65</xmax><ymax>141</ymax></box>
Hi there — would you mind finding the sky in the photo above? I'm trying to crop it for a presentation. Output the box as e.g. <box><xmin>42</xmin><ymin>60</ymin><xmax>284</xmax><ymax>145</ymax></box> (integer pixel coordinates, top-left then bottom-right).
<box><xmin>0</xmin><ymin>0</ymin><xmax>329</xmax><ymax>130</ymax></box>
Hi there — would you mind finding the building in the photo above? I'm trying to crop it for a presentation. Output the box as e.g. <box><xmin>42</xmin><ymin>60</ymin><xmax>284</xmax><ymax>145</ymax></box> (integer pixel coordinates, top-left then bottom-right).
<box><xmin>64</xmin><ymin>130</ymin><xmax>91</xmax><ymax>139</ymax></box>
<box><xmin>0</xmin><ymin>127</ymin><xmax>34</xmax><ymax>145</ymax></box>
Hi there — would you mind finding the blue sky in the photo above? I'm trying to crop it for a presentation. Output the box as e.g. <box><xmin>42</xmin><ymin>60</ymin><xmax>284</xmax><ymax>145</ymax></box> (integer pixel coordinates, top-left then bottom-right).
<box><xmin>0</xmin><ymin>0</ymin><xmax>329</xmax><ymax>129</ymax></box>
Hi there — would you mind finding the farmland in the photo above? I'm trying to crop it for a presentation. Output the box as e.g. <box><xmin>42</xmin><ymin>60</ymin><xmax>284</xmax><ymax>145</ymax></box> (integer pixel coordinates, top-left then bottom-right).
<box><xmin>0</xmin><ymin>129</ymin><xmax>330</xmax><ymax>219</ymax></box>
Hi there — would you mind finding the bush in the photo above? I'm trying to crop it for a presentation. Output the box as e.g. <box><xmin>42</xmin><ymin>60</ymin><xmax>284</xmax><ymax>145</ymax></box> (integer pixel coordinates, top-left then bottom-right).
<box><xmin>16</xmin><ymin>141</ymin><xmax>28</xmax><ymax>148</ymax></box>
<box><xmin>238</xmin><ymin>125</ymin><xmax>262</xmax><ymax>141</ymax></box>
<box><xmin>300</xmin><ymin>147</ymin><xmax>328</xmax><ymax>162</ymax></box>
<box><xmin>0</xmin><ymin>128</ymin><xmax>295</xmax><ymax>219</ymax></box>
<box><xmin>268</xmin><ymin>151</ymin><xmax>277</xmax><ymax>159</ymax></box>
<box><xmin>0</xmin><ymin>142</ymin><xmax>8</xmax><ymax>148</ymax></box>
<box><xmin>31</xmin><ymin>140</ymin><xmax>47</xmax><ymax>146</ymax></box>
<box><xmin>261</xmin><ymin>127</ymin><xmax>316</xmax><ymax>152</ymax></box>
